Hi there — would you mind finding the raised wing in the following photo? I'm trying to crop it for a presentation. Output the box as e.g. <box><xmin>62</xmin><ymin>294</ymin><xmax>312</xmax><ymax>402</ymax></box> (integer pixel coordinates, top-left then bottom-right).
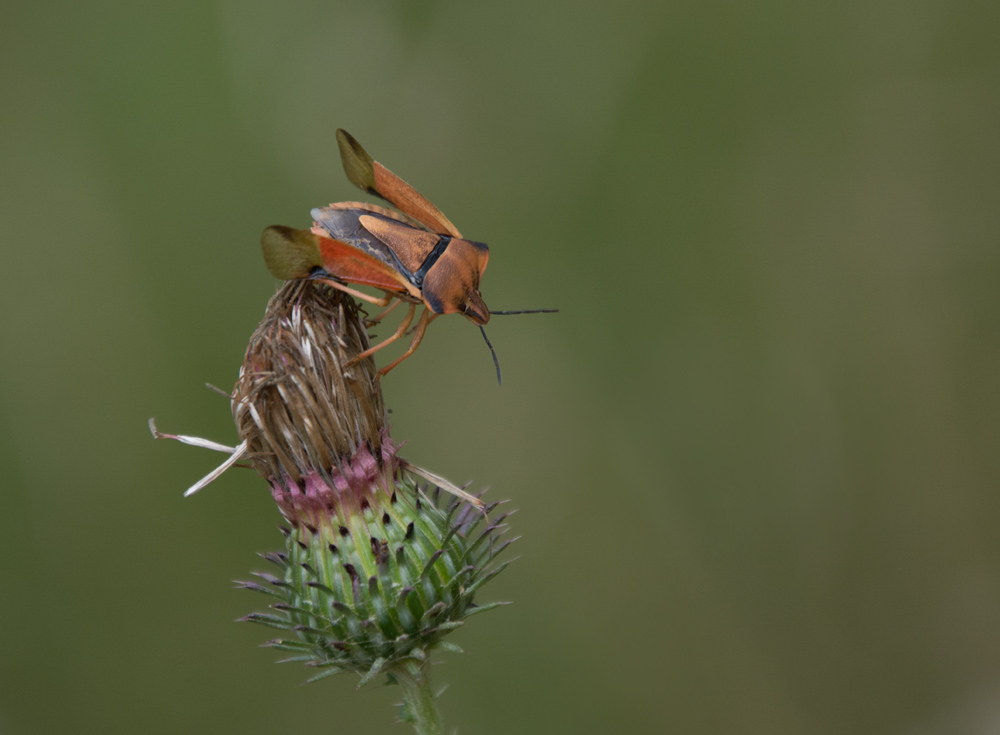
<box><xmin>335</xmin><ymin>129</ymin><xmax>463</xmax><ymax>239</ymax></box>
<box><xmin>261</xmin><ymin>225</ymin><xmax>323</xmax><ymax>279</ymax></box>
<box><xmin>261</xmin><ymin>226</ymin><xmax>417</xmax><ymax>297</ymax></box>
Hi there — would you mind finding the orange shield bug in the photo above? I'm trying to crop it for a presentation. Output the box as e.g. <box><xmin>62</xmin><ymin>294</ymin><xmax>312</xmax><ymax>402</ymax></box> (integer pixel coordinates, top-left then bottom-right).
<box><xmin>262</xmin><ymin>129</ymin><xmax>554</xmax><ymax>382</ymax></box>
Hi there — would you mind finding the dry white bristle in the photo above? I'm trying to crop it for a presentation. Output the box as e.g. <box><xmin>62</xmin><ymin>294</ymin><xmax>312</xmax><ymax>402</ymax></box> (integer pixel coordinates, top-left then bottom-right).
<box><xmin>183</xmin><ymin>441</ymin><xmax>249</xmax><ymax>497</ymax></box>
<box><xmin>148</xmin><ymin>418</ymin><xmax>239</xmax><ymax>454</ymax></box>
<box><xmin>149</xmin><ymin>418</ymin><xmax>248</xmax><ymax>497</ymax></box>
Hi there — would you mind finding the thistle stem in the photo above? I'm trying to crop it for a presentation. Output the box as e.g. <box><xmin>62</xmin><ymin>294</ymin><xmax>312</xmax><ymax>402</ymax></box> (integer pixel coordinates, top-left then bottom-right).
<box><xmin>394</xmin><ymin>659</ymin><xmax>444</xmax><ymax>735</ymax></box>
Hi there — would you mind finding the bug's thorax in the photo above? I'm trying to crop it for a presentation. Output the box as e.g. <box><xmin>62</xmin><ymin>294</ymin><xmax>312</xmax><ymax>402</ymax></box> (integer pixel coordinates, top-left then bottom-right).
<box><xmin>419</xmin><ymin>237</ymin><xmax>490</xmax><ymax>318</ymax></box>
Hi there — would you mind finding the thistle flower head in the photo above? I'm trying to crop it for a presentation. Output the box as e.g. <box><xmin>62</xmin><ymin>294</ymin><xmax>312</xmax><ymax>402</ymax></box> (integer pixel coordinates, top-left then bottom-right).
<box><xmin>228</xmin><ymin>281</ymin><xmax>513</xmax><ymax>686</ymax></box>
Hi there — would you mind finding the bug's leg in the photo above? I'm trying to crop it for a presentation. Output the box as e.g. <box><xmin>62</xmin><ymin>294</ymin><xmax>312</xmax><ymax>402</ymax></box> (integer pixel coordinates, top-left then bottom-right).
<box><xmin>346</xmin><ymin>302</ymin><xmax>417</xmax><ymax>367</ymax></box>
<box><xmin>365</xmin><ymin>298</ymin><xmax>402</xmax><ymax>327</ymax></box>
<box><xmin>377</xmin><ymin>310</ymin><xmax>439</xmax><ymax>377</ymax></box>
<box><xmin>315</xmin><ymin>278</ymin><xmax>394</xmax><ymax>307</ymax></box>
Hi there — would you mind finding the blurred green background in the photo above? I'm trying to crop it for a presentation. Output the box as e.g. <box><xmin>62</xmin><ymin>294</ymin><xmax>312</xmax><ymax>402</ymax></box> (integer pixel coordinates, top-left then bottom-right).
<box><xmin>2</xmin><ymin>1</ymin><xmax>999</xmax><ymax>733</ymax></box>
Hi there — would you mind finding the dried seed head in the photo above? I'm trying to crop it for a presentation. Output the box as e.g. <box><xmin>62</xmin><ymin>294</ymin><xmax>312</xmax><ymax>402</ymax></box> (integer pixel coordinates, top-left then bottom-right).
<box><xmin>233</xmin><ymin>280</ymin><xmax>387</xmax><ymax>486</ymax></box>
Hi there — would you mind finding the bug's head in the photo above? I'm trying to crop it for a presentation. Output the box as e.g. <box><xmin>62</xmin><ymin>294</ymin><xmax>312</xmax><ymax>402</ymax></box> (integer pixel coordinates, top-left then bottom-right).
<box><xmin>462</xmin><ymin>289</ymin><xmax>490</xmax><ymax>325</ymax></box>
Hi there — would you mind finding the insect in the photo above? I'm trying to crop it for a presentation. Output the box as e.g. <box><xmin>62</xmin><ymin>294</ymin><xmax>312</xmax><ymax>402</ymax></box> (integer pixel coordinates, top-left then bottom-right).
<box><xmin>262</xmin><ymin>129</ymin><xmax>554</xmax><ymax>382</ymax></box>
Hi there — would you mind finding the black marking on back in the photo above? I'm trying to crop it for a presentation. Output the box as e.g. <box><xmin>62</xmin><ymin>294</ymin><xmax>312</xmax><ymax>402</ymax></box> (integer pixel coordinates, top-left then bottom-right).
<box><xmin>412</xmin><ymin>236</ymin><xmax>451</xmax><ymax>288</ymax></box>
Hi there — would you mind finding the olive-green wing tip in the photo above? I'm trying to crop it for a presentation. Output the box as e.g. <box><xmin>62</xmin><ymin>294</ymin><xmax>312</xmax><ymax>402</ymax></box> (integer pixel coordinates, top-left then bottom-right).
<box><xmin>261</xmin><ymin>225</ymin><xmax>322</xmax><ymax>280</ymax></box>
<box><xmin>335</xmin><ymin>128</ymin><xmax>377</xmax><ymax>194</ymax></box>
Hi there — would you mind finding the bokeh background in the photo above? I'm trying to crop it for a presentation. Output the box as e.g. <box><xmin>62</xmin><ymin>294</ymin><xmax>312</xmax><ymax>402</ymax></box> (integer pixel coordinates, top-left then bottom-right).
<box><xmin>2</xmin><ymin>2</ymin><xmax>999</xmax><ymax>733</ymax></box>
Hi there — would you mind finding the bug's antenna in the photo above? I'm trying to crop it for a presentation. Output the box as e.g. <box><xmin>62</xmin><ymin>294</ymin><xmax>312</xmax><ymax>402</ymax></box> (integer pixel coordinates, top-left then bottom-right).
<box><xmin>489</xmin><ymin>309</ymin><xmax>559</xmax><ymax>315</ymax></box>
<box><xmin>479</xmin><ymin>326</ymin><xmax>502</xmax><ymax>386</ymax></box>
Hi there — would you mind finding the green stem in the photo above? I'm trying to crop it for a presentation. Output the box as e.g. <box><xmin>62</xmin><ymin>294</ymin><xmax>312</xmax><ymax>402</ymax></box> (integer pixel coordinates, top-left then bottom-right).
<box><xmin>394</xmin><ymin>659</ymin><xmax>444</xmax><ymax>735</ymax></box>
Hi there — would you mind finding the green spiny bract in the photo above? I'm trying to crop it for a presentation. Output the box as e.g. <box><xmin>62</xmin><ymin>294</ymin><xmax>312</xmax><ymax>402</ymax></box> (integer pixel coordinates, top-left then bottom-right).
<box><xmin>238</xmin><ymin>475</ymin><xmax>513</xmax><ymax>685</ymax></box>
